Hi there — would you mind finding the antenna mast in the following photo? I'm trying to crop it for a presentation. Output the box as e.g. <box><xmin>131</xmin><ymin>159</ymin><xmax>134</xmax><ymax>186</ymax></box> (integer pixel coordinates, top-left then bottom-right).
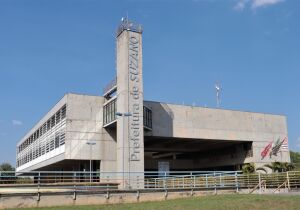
<box><xmin>215</xmin><ymin>83</ymin><xmax>221</xmax><ymax>108</ymax></box>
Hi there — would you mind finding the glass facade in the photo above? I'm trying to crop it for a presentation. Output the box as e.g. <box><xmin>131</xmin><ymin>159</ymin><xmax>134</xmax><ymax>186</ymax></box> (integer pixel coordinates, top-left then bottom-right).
<box><xmin>103</xmin><ymin>99</ymin><xmax>152</xmax><ymax>130</ymax></box>
<box><xmin>16</xmin><ymin>104</ymin><xmax>66</xmax><ymax>168</ymax></box>
<box><xmin>103</xmin><ymin>99</ymin><xmax>117</xmax><ymax>125</ymax></box>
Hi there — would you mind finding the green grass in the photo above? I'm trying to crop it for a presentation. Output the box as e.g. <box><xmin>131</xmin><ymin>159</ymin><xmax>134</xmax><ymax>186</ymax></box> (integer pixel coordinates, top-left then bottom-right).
<box><xmin>12</xmin><ymin>194</ymin><xmax>300</xmax><ymax>210</ymax></box>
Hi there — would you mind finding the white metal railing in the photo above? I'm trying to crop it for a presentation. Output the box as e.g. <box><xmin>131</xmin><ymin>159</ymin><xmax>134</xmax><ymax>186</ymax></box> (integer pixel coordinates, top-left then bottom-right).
<box><xmin>0</xmin><ymin>171</ymin><xmax>299</xmax><ymax>194</ymax></box>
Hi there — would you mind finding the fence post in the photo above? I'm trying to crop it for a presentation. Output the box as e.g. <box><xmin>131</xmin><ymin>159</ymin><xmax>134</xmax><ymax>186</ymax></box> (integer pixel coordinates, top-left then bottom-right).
<box><xmin>286</xmin><ymin>172</ymin><xmax>290</xmax><ymax>191</ymax></box>
<box><xmin>214</xmin><ymin>172</ymin><xmax>217</xmax><ymax>194</ymax></box>
<box><xmin>205</xmin><ymin>174</ymin><xmax>208</xmax><ymax>188</ymax></box>
<box><xmin>172</xmin><ymin>177</ymin><xmax>175</xmax><ymax>189</ymax></box>
<box><xmin>193</xmin><ymin>175</ymin><xmax>196</xmax><ymax>188</ymax></box>
<box><xmin>137</xmin><ymin>176</ymin><xmax>139</xmax><ymax>189</ymax></box>
<box><xmin>235</xmin><ymin>172</ymin><xmax>239</xmax><ymax>193</ymax></box>
<box><xmin>190</xmin><ymin>172</ymin><xmax>193</xmax><ymax>188</ymax></box>
<box><xmin>258</xmin><ymin>172</ymin><xmax>262</xmax><ymax>194</ymax></box>
<box><xmin>164</xmin><ymin>172</ymin><xmax>167</xmax><ymax>189</ymax></box>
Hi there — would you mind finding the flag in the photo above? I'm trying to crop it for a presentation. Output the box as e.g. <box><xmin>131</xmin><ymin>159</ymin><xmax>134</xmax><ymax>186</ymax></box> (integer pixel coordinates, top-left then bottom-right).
<box><xmin>280</xmin><ymin>137</ymin><xmax>289</xmax><ymax>151</ymax></box>
<box><xmin>261</xmin><ymin>142</ymin><xmax>272</xmax><ymax>159</ymax></box>
<box><xmin>270</xmin><ymin>138</ymin><xmax>285</xmax><ymax>157</ymax></box>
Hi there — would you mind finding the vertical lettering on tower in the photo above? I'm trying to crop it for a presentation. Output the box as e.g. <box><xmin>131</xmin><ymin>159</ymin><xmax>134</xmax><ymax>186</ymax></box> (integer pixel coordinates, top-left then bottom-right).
<box><xmin>128</xmin><ymin>35</ymin><xmax>141</xmax><ymax>161</ymax></box>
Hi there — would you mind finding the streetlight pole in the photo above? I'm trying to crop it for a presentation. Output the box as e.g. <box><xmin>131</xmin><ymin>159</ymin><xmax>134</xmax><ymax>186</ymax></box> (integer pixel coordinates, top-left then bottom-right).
<box><xmin>116</xmin><ymin>112</ymin><xmax>132</xmax><ymax>188</ymax></box>
<box><xmin>86</xmin><ymin>140</ymin><xmax>96</xmax><ymax>183</ymax></box>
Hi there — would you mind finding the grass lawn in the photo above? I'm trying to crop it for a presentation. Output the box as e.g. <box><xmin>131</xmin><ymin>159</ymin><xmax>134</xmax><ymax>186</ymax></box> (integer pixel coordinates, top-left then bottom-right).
<box><xmin>13</xmin><ymin>194</ymin><xmax>300</xmax><ymax>210</ymax></box>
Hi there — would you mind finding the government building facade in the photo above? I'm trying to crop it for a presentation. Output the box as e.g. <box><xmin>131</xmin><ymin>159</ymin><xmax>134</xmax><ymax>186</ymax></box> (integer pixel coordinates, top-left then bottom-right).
<box><xmin>16</xmin><ymin>19</ymin><xmax>290</xmax><ymax>189</ymax></box>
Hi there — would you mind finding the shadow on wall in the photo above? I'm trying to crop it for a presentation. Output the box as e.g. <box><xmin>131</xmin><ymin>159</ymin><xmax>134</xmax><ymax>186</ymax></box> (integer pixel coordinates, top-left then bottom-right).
<box><xmin>105</xmin><ymin>127</ymin><xmax>117</xmax><ymax>142</ymax></box>
<box><xmin>193</xmin><ymin>143</ymin><xmax>249</xmax><ymax>170</ymax></box>
<box><xmin>146</xmin><ymin>102</ymin><xmax>174</xmax><ymax>137</ymax></box>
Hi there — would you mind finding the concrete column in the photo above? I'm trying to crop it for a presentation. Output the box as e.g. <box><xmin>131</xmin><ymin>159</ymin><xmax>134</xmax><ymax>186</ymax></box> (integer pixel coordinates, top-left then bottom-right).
<box><xmin>116</xmin><ymin>26</ymin><xmax>144</xmax><ymax>189</ymax></box>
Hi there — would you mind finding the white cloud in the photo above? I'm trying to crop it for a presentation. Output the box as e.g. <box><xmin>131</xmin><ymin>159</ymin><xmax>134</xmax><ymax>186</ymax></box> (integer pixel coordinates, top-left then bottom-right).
<box><xmin>234</xmin><ymin>0</ymin><xmax>285</xmax><ymax>10</ymax></box>
<box><xmin>234</xmin><ymin>0</ymin><xmax>248</xmax><ymax>11</ymax></box>
<box><xmin>12</xmin><ymin>120</ymin><xmax>23</xmax><ymax>126</ymax></box>
<box><xmin>252</xmin><ymin>0</ymin><xmax>284</xmax><ymax>9</ymax></box>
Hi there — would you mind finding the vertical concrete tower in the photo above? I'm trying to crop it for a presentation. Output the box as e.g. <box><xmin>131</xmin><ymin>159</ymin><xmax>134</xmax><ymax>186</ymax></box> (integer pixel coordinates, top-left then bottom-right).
<box><xmin>116</xmin><ymin>19</ymin><xmax>144</xmax><ymax>189</ymax></box>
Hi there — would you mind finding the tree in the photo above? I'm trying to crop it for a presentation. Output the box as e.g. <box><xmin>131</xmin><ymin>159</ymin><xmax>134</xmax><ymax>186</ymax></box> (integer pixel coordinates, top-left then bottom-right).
<box><xmin>242</xmin><ymin>163</ymin><xmax>255</xmax><ymax>174</ymax></box>
<box><xmin>283</xmin><ymin>162</ymin><xmax>295</xmax><ymax>171</ymax></box>
<box><xmin>264</xmin><ymin>162</ymin><xmax>283</xmax><ymax>173</ymax></box>
<box><xmin>290</xmin><ymin>151</ymin><xmax>300</xmax><ymax>162</ymax></box>
<box><xmin>264</xmin><ymin>162</ymin><xmax>294</xmax><ymax>173</ymax></box>
<box><xmin>290</xmin><ymin>151</ymin><xmax>300</xmax><ymax>170</ymax></box>
<box><xmin>0</xmin><ymin>162</ymin><xmax>15</xmax><ymax>171</ymax></box>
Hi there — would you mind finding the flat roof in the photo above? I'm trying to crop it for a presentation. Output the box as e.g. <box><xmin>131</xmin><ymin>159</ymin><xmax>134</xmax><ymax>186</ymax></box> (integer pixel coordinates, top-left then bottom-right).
<box><xmin>143</xmin><ymin>100</ymin><xmax>286</xmax><ymax>117</ymax></box>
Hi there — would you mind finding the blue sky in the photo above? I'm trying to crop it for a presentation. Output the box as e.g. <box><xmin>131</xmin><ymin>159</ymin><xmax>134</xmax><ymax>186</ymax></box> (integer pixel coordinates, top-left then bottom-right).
<box><xmin>0</xmin><ymin>0</ymin><xmax>299</xmax><ymax>165</ymax></box>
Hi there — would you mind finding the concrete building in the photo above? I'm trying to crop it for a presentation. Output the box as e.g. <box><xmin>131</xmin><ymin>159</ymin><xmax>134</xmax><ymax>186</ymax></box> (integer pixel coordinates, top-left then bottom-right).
<box><xmin>16</xmin><ymin>19</ymin><xmax>290</xmax><ymax>188</ymax></box>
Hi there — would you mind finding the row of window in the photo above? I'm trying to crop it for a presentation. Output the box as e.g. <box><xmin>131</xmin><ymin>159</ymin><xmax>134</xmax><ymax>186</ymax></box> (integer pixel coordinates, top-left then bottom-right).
<box><xmin>17</xmin><ymin>131</ymin><xmax>65</xmax><ymax>167</ymax></box>
<box><xmin>103</xmin><ymin>99</ymin><xmax>116</xmax><ymax>125</ymax></box>
<box><xmin>18</xmin><ymin>105</ymin><xmax>66</xmax><ymax>153</ymax></box>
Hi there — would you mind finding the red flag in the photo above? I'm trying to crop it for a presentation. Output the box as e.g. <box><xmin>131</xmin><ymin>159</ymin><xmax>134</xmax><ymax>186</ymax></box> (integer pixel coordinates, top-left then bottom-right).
<box><xmin>261</xmin><ymin>142</ymin><xmax>272</xmax><ymax>159</ymax></box>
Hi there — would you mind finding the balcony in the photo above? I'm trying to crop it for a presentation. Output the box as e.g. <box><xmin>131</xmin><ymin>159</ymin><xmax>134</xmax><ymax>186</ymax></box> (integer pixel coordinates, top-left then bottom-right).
<box><xmin>103</xmin><ymin>99</ymin><xmax>152</xmax><ymax>130</ymax></box>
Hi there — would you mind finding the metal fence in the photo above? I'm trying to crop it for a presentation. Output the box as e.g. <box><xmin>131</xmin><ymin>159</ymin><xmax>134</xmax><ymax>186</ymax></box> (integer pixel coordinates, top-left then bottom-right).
<box><xmin>145</xmin><ymin>171</ymin><xmax>300</xmax><ymax>193</ymax></box>
<box><xmin>0</xmin><ymin>171</ymin><xmax>299</xmax><ymax>195</ymax></box>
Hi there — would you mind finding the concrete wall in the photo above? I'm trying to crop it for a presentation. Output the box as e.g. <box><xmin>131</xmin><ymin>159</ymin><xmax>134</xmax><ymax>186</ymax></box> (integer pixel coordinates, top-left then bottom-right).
<box><xmin>65</xmin><ymin>94</ymin><xmax>117</xmax><ymax>171</ymax></box>
<box><xmin>144</xmin><ymin>101</ymin><xmax>290</xmax><ymax>165</ymax></box>
<box><xmin>0</xmin><ymin>190</ymin><xmax>232</xmax><ymax>210</ymax></box>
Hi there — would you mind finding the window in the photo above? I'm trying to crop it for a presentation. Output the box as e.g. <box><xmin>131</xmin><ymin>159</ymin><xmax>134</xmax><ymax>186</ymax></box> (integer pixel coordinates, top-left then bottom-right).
<box><xmin>103</xmin><ymin>99</ymin><xmax>116</xmax><ymax>125</ymax></box>
<box><xmin>29</xmin><ymin>150</ymin><xmax>32</xmax><ymax>161</ymax></box>
<box><xmin>61</xmin><ymin>105</ymin><xmax>66</xmax><ymax>119</ymax></box>
<box><xmin>39</xmin><ymin>127</ymin><xmax>43</xmax><ymax>137</ymax></box>
<box><xmin>56</xmin><ymin>110</ymin><xmax>61</xmax><ymax>124</ymax></box>
<box><xmin>39</xmin><ymin>146</ymin><xmax>41</xmax><ymax>157</ymax></box>
<box><xmin>103</xmin><ymin>105</ymin><xmax>107</xmax><ymax>124</ymax></box>
<box><xmin>60</xmin><ymin>132</ymin><xmax>65</xmax><ymax>146</ymax></box>
<box><xmin>55</xmin><ymin>133</ymin><xmax>60</xmax><ymax>148</ymax></box>
<box><xmin>47</xmin><ymin>120</ymin><xmax>51</xmax><ymax>131</ymax></box>
<box><xmin>42</xmin><ymin>123</ymin><xmax>46</xmax><ymax>134</ymax></box>
<box><xmin>46</xmin><ymin>140</ymin><xmax>50</xmax><ymax>153</ymax></box>
<box><xmin>51</xmin><ymin>115</ymin><xmax>55</xmax><ymax>128</ymax></box>
<box><xmin>50</xmin><ymin>136</ymin><xmax>54</xmax><ymax>151</ymax></box>
<box><xmin>143</xmin><ymin>106</ymin><xmax>152</xmax><ymax>129</ymax></box>
<box><xmin>35</xmin><ymin>147</ymin><xmax>39</xmax><ymax>158</ymax></box>
<box><xmin>41</xmin><ymin>142</ymin><xmax>45</xmax><ymax>155</ymax></box>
